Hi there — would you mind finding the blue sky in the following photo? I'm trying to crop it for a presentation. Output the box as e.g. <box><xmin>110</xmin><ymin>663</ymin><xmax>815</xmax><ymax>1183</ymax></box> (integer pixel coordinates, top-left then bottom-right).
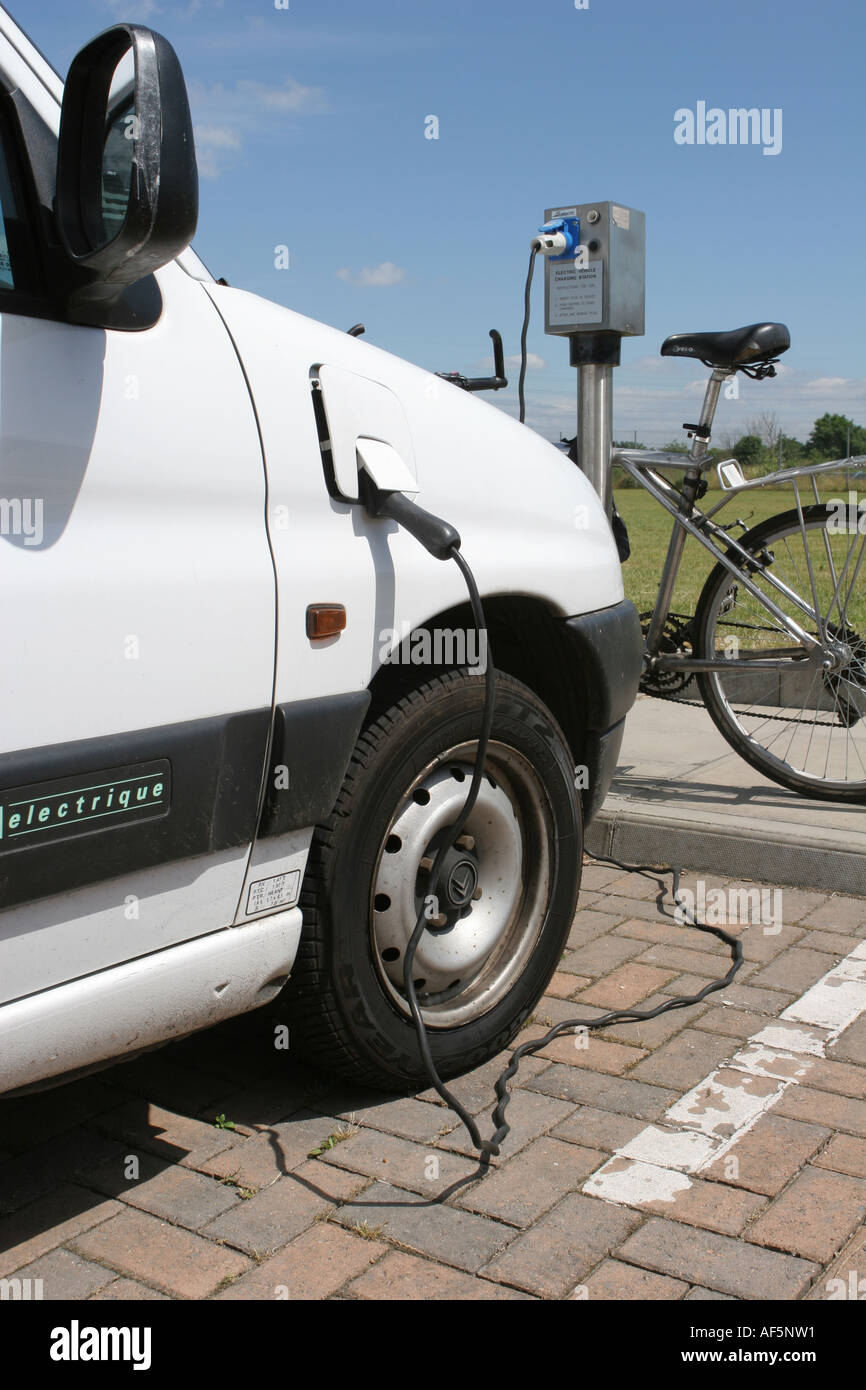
<box><xmin>13</xmin><ymin>0</ymin><xmax>866</xmax><ymax>446</ymax></box>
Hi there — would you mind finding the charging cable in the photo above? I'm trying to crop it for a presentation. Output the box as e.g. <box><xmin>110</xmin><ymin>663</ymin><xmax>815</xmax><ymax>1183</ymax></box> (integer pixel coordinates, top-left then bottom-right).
<box><xmin>518</xmin><ymin>246</ymin><xmax>537</xmax><ymax>425</ymax></box>
<box><xmin>519</xmin><ymin>228</ymin><xmax>572</xmax><ymax>424</ymax></box>
<box><xmin>363</xmin><ymin>481</ymin><xmax>744</xmax><ymax>1179</ymax></box>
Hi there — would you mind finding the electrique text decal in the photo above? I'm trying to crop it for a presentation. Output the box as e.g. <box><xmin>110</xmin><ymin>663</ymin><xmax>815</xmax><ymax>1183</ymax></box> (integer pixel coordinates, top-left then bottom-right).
<box><xmin>0</xmin><ymin>760</ymin><xmax>171</xmax><ymax>849</ymax></box>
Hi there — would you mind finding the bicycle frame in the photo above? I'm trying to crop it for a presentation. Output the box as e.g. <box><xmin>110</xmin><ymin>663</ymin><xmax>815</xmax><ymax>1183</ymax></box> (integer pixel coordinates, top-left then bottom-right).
<box><xmin>612</xmin><ymin>368</ymin><xmax>866</xmax><ymax>676</ymax></box>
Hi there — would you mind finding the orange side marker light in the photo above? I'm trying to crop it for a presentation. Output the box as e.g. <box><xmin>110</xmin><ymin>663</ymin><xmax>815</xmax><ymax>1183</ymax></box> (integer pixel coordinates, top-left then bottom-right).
<box><xmin>306</xmin><ymin>603</ymin><xmax>346</xmax><ymax>641</ymax></box>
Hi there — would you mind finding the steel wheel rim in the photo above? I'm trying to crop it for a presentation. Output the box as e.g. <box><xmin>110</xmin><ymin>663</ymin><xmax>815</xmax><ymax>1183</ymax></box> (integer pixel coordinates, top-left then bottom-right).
<box><xmin>369</xmin><ymin>739</ymin><xmax>553</xmax><ymax>1028</ymax></box>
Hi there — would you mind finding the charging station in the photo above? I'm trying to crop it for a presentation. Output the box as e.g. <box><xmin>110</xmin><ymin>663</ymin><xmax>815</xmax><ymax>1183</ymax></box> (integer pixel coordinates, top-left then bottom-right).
<box><xmin>536</xmin><ymin>202</ymin><xmax>645</xmax><ymax>514</ymax></box>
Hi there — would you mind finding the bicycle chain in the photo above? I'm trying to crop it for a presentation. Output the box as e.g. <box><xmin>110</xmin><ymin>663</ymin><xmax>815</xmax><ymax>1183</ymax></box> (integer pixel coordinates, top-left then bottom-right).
<box><xmin>643</xmin><ymin>687</ymin><xmax>841</xmax><ymax>723</ymax></box>
<box><xmin>641</xmin><ymin>614</ymin><xmax>852</xmax><ymax>725</ymax></box>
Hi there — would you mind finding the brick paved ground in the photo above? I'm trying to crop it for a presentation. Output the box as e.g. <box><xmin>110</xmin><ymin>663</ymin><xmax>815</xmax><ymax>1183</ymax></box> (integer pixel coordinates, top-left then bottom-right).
<box><xmin>2</xmin><ymin>862</ymin><xmax>865</xmax><ymax>1302</ymax></box>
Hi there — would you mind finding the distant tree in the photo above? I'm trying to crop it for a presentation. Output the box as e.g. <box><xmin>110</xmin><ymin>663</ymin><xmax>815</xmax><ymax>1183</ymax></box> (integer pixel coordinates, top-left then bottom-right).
<box><xmin>715</xmin><ymin>428</ymin><xmax>742</xmax><ymax>453</ymax></box>
<box><xmin>807</xmin><ymin>413</ymin><xmax>866</xmax><ymax>460</ymax></box>
<box><xmin>778</xmin><ymin>433</ymin><xmax>807</xmax><ymax>466</ymax></box>
<box><xmin>732</xmin><ymin>434</ymin><xmax>764</xmax><ymax>468</ymax></box>
<box><xmin>745</xmin><ymin>412</ymin><xmax>782</xmax><ymax>450</ymax></box>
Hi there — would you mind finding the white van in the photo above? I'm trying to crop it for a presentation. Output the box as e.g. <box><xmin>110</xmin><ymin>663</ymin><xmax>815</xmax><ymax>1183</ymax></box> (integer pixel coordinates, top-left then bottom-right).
<box><xmin>0</xmin><ymin>8</ymin><xmax>640</xmax><ymax>1095</ymax></box>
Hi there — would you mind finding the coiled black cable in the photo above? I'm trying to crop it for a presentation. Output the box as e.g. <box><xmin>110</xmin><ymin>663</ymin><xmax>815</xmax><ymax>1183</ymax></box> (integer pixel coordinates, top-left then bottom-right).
<box><xmin>402</xmin><ymin>541</ymin><xmax>745</xmax><ymax>1180</ymax></box>
<box><xmin>401</xmin><ymin>548</ymin><xmax>498</xmax><ymax>1159</ymax></box>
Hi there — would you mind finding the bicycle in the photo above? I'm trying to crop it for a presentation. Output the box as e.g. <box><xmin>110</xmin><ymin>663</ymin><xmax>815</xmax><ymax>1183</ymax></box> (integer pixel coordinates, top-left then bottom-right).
<box><xmin>607</xmin><ymin>322</ymin><xmax>866</xmax><ymax>802</ymax></box>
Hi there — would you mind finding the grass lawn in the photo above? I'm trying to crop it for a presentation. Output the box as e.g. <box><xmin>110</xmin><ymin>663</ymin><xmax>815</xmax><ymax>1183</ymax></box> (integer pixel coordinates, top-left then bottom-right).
<box><xmin>614</xmin><ymin>481</ymin><xmax>849</xmax><ymax>620</ymax></box>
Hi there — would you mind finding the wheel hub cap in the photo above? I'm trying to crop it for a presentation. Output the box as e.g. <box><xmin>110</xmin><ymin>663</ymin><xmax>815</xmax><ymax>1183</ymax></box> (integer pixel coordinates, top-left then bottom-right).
<box><xmin>444</xmin><ymin>856</ymin><xmax>478</xmax><ymax>911</ymax></box>
<box><xmin>372</xmin><ymin>760</ymin><xmax>523</xmax><ymax>1003</ymax></box>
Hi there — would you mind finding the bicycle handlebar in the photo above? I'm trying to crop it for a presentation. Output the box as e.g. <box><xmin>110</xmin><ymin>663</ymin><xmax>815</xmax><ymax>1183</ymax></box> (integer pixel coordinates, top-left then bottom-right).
<box><xmin>436</xmin><ymin>329</ymin><xmax>508</xmax><ymax>393</ymax></box>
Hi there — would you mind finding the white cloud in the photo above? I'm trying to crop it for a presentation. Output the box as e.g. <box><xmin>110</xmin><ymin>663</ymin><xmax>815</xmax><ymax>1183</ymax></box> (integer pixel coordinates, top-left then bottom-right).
<box><xmin>189</xmin><ymin>76</ymin><xmax>328</xmax><ymax>178</ymax></box>
<box><xmin>98</xmin><ymin>0</ymin><xmax>223</xmax><ymax>18</ymax></box>
<box><xmin>490</xmin><ymin>355</ymin><xmax>866</xmax><ymax>448</ymax></box>
<box><xmin>506</xmin><ymin>353</ymin><xmax>545</xmax><ymax>370</ymax></box>
<box><xmin>190</xmin><ymin>77</ymin><xmax>328</xmax><ymax>120</ymax></box>
<box><xmin>241</xmin><ymin>78</ymin><xmax>328</xmax><ymax>113</ymax></box>
<box><xmin>806</xmin><ymin>376</ymin><xmax>865</xmax><ymax>396</ymax></box>
<box><xmin>628</xmin><ymin>354</ymin><xmax>683</xmax><ymax>375</ymax></box>
<box><xmin>597</xmin><ymin>358</ymin><xmax>866</xmax><ymax>446</ymax></box>
<box><xmin>194</xmin><ymin>124</ymin><xmax>242</xmax><ymax>180</ymax></box>
<box><xmin>100</xmin><ymin>0</ymin><xmax>161</xmax><ymax>15</ymax></box>
<box><xmin>479</xmin><ymin>352</ymin><xmax>545</xmax><ymax>372</ymax></box>
<box><xmin>337</xmin><ymin>262</ymin><xmax>407</xmax><ymax>288</ymax></box>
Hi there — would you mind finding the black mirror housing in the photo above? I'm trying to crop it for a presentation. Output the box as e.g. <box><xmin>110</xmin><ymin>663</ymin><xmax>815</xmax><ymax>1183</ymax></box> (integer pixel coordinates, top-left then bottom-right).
<box><xmin>56</xmin><ymin>24</ymin><xmax>198</xmax><ymax>297</ymax></box>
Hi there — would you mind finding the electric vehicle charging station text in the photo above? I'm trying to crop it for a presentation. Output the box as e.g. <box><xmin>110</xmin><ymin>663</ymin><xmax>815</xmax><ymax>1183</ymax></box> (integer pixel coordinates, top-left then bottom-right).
<box><xmin>536</xmin><ymin>202</ymin><xmax>645</xmax><ymax>515</ymax></box>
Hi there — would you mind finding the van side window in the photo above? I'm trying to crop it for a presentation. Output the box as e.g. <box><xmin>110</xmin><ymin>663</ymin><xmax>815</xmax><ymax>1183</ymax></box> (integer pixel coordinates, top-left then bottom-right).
<box><xmin>0</xmin><ymin>127</ymin><xmax>19</xmax><ymax>289</ymax></box>
<box><xmin>0</xmin><ymin>99</ymin><xmax>43</xmax><ymax>305</ymax></box>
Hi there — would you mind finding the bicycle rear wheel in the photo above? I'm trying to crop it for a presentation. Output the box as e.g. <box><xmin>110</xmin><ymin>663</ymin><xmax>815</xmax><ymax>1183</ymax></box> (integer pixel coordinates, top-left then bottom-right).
<box><xmin>694</xmin><ymin>502</ymin><xmax>866</xmax><ymax>801</ymax></box>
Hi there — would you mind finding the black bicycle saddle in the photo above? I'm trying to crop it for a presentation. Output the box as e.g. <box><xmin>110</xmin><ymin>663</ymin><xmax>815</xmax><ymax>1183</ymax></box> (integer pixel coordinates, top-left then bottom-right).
<box><xmin>660</xmin><ymin>322</ymin><xmax>790</xmax><ymax>370</ymax></box>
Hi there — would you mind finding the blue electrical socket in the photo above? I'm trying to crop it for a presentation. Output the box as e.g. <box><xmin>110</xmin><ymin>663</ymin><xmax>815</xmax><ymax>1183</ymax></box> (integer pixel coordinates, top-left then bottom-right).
<box><xmin>538</xmin><ymin>216</ymin><xmax>581</xmax><ymax>262</ymax></box>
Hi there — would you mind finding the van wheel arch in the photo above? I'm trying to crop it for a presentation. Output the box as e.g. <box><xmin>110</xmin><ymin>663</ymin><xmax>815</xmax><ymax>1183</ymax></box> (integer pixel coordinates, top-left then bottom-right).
<box><xmin>366</xmin><ymin>595</ymin><xmax>592</xmax><ymax>799</ymax></box>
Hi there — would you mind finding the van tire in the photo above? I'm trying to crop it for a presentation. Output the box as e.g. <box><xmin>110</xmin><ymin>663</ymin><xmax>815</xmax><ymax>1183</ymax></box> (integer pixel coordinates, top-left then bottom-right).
<box><xmin>282</xmin><ymin>670</ymin><xmax>582</xmax><ymax>1091</ymax></box>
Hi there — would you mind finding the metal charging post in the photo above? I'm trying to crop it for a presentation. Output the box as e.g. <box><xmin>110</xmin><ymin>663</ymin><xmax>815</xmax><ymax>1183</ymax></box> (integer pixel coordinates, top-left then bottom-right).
<box><xmin>539</xmin><ymin>202</ymin><xmax>646</xmax><ymax>517</ymax></box>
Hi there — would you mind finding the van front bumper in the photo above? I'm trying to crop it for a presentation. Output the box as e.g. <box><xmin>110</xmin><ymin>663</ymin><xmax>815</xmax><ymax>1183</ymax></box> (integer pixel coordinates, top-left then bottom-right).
<box><xmin>563</xmin><ymin>599</ymin><xmax>642</xmax><ymax>822</ymax></box>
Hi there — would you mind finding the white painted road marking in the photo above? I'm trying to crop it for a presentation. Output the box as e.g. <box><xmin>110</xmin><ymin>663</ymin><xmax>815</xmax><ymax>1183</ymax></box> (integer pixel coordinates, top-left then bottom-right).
<box><xmin>780</xmin><ymin>941</ymin><xmax>866</xmax><ymax>1034</ymax></box>
<box><xmin>582</xmin><ymin>939</ymin><xmax>866</xmax><ymax>1211</ymax></box>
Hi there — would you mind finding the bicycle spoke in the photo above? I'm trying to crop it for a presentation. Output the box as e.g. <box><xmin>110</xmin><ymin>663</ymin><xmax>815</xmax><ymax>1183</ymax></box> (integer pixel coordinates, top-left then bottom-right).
<box><xmin>793</xmin><ymin>480</ymin><xmax>824</xmax><ymax>641</ymax></box>
<box><xmin>790</xmin><ymin>674</ymin><xmax>819</xmax><ymax>764</ymax></box>
<box><xmin>837</xmin><ymin>532</ymin><xmax>866</xmax><ymax>628</ymax></box>
<box><xmin>699</xmin><ymin>504</ymin><xmax>866</xmax><ymax>796</ymax></box>
<box><xmin>818</xmin><ymin>509</ymin><xmax>842</xmax><ymax>615</ymax></box>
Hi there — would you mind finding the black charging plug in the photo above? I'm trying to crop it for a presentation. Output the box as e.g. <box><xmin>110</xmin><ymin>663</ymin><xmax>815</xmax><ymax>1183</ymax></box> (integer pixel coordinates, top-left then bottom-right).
<box><xmin>359</xmin><ymin>471</ymin><xmax>461</xmax><ymax>560</ymax></box>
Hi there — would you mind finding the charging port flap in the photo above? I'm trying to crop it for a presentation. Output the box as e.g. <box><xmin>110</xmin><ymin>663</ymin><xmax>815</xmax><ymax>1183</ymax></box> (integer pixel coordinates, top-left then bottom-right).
<box><xmin>316</xmin><ymin>363</ymin><xmax>417</xmax><ymax>501</ymax></box>
<box><xmin>356</xmin><ymin>437</ymin><xmax>418</xmax><ymax>495</ymax></box>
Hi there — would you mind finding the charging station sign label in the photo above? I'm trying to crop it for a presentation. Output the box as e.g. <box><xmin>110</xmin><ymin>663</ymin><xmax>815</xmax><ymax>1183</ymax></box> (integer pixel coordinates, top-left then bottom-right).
<box><xmin>549</xmin><ymin>260</ymin><xmax>603</xmax><ymax>328</ymax></box>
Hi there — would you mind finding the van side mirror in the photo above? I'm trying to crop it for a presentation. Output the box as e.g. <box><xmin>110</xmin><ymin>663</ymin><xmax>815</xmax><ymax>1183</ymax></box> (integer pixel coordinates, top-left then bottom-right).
<box><xmin>56</xmin><ymin>24</ymin><xmax>197</xmax><ymax>313</ymax></box>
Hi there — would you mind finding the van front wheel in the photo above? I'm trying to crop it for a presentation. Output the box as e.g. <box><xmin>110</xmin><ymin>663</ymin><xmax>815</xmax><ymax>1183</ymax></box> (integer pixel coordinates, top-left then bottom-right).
<box><xmin>283</xmin><ymin>670</ymin><xmax>582</xmax><ymax>1090</ymax></box>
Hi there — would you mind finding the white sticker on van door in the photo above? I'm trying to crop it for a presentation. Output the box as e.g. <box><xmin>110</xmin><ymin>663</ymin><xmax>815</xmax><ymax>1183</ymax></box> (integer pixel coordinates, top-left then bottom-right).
<box><xmin>246</xmin><ymin>869</ymin><xmax>301</xmax><ymax>915</ymax></box>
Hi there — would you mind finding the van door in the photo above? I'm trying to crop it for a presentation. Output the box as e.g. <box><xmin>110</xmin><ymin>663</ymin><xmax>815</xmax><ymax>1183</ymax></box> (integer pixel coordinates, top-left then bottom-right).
<box><xmin>0</xmin><ymin>87</ymin><xmax>276</xmax><ymax>1006</ymax></box>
